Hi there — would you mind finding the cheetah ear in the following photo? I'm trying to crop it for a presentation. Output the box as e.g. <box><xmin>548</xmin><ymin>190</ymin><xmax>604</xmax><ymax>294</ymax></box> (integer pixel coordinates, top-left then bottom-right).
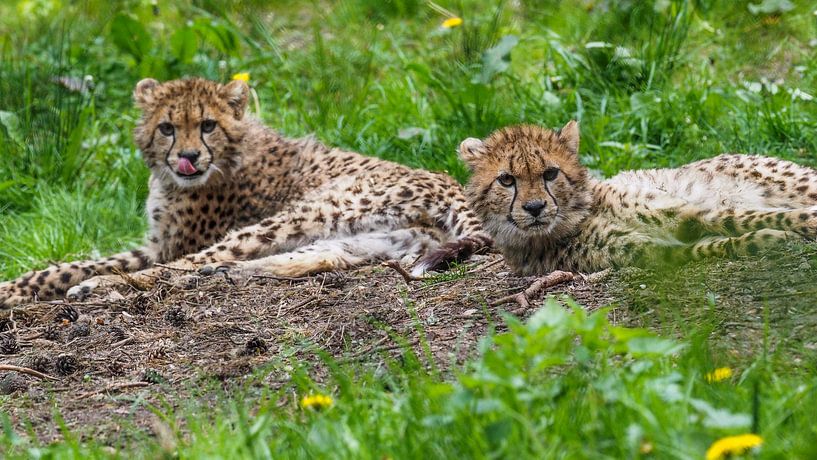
<box><xmin>220</xmin><ymin>80</ymin><xmax>249</xmax><ymax>119</ymax></box>
<box><xmin>459</xmin><ymin>137</ymin><xmax>487</xmax><ymax>168</ymax></box>
<box><xmin>557</xmin><ymin>120</ymin><xmax>580</xmax><ymax>156</ymax></box>
<box><xmin>133</xmin><ymin>78</ymin><xmax>159</xmax><ymax>108</ymax></box>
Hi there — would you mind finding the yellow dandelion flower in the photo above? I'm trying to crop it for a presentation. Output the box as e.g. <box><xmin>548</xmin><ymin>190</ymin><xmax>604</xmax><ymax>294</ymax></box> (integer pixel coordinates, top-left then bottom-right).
<box><xmin>705</xmin><ymin>434</ymin><xmax>763</xmax><ymax>460</ymax></box>
<box><xmin>300</xmin><ymin>394</ymin><xmax>334</xmax><ymax>410</ymax></box>
<box><xmin>705</xmin><ymin>367</ymin><xmax>733</xmax><ymax>383</ymax></box>
<box><xmin>442</xmin><ymin>17</ymin><xmax>463</xmax><ymax>29</ymax></box>
<box><xmin>232</xmin><ymin>72</ymin><xmax>250</xmax><ymax>82</ymax></box>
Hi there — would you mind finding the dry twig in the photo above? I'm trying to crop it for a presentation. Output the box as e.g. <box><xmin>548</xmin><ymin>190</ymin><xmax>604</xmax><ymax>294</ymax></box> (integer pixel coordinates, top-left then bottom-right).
<box><xmin>382</xmin><ymin>260</ymin><xmax>423</xmax><ymax>283</ymax></box>
<box><xmin>490</xmin><ymin>270</ymin><xmax>576</xmax><ymax>308</ymax></box>
<box><xmin>0</xmin><ymin>364</ymin><xmax>59</xmax><ymax>381</ymax></box>
<box><xmin>153</xmin><ymin>263</ymin><xmax>197</xmax><ymax>273</ymax></box>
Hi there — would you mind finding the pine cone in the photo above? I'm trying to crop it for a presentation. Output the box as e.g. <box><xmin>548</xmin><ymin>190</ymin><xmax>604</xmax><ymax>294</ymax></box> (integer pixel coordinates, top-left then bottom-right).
<box><xmin>242</xmin><ymin>337</ymin><xmax>268</xmax><ymax>356</ymax></box>
<box><xmin>108</xmin><ymin>326</ymin><xmax>127</xmax><ymax>343</ymax></box>
<box><xmin>29</xmin><ymin>355</ymin><xmax>52</xmax><ymax>373</ymax></box>
<box><xmin>55</xmin><ymin>353</ymin><xmax>79</xmax><ymax>375</ymax></box>
<box><xmin>164</xmin><ymin>307</ymin><xmax>187</xmax><ymax>327</ymax></box>
<box><xmin>105</xmin><ymin>359</ymin><xmax>126</xmax><ymax>376</ymax></box>
<box><xmin>0</xmin><ymin>374</ymin><xmax>28</xmax><ymax>395</ymax></box>
<box><xmin>55</xmin><ymin>305</ymin><xmax>80</xmax><ymax>323</ymax></box>
<box><xmin>317</xmin><ymin>271</ymin><xmax>348</xmax><ymax>288</ymax></box>
<box><xmin>0</xmin><ymin>332</ymin><xmax>19</xmax><ymax>354</ymax></box>
<box><xmin>66</xmin><ymin>322</ymin><xmax>91</xmax><ymax>341</ymax></box>
<box><xmin>129</xmin><ymin>294</ymin><xmax>151</xmax><ymax>315</ymax></box>
<box><xmin>43</xmin><ymin>325</ymin><xmax>62</xmax><ymax>342</ymax></box>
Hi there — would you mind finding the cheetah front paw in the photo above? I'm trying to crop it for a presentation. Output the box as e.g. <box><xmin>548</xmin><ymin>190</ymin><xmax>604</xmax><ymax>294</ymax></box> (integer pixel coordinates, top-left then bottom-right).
<box><xmin>66</xmin><ymin>271</ymin><xmax>158</xmax><ymax>301</ymax></box>
<box><xmin>66</xmin><ymin>277</ymin><xmax>105</xmax><ymax>301</ymax></box>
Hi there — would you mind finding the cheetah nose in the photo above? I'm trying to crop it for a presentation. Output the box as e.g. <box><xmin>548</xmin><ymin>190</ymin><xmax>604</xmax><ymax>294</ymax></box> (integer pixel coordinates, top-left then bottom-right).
<box><xmin>522</xmin><ymin>200</ymin><xmax>546</xmax><ymax>217</ymax></box>
<box><xmin>179</xmin><ymin>150</ymin><xmax>200</xmax><ymax>162</ymax></box>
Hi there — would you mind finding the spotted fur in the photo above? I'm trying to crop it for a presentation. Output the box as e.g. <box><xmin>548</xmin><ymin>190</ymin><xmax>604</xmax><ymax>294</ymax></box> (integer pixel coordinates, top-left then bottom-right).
<box><xmin>0</xmin><ymin>78</ymin><xmax>490</xmax><ymax>306</ymax></box>
<box><xmin>461</xmin><ymin>121</ymin><xmax>817</xmax><ymax>275</ymax></box>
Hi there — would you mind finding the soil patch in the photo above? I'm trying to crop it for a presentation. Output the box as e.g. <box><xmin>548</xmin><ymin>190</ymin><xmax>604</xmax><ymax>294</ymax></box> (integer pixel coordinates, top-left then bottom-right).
<box><xmin>0</xmin><ymin>254</ymin><xmax>611</xmax><ymax>443</ymax></box>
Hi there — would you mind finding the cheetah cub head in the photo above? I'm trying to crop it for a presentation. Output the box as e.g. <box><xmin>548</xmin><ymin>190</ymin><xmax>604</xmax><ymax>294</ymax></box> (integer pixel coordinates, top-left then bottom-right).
<box><xmin>133</xmin><ymin>78</ymin><xmax>250</xmax><ymax>188</ymax></box>
<box><xmin>460</xmin><ymin>121</ymin><xmax>593</xmax><ymax>249</ymax></box>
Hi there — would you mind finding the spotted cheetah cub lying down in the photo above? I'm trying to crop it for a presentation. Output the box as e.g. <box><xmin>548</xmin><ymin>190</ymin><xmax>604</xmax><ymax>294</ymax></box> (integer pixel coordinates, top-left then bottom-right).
<box><xmin>460</xmin><ymin>121</ymin><xmax>817</xmax><ymax>275</ymax></box>
<box><xmin>0</xmin><ymin>78</ymin><xmax>490</xmax><ymax>307</ymax></box>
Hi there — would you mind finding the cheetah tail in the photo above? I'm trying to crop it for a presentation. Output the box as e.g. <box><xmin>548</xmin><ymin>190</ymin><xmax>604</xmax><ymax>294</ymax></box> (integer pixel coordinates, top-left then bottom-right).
<box><xmin>411</xmin><ymin>232</ymin><xmax>493</xmax><ymax>276</ymax></box>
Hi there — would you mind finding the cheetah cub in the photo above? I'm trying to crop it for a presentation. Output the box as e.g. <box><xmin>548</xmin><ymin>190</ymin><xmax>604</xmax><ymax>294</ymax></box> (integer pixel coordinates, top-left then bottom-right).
<box><xmin>0</xmin><ymin>78</ymin><xmax>490</xmax><ymax>307</ymax></box>
<box><xmin>460</xmin><ymin>121</ymin><xmax>817</xmax><ymax>275</ymax></box>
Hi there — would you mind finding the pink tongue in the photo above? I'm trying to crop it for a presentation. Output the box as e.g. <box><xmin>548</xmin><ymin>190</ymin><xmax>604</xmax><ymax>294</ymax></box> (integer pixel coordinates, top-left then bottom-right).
<box><xmin>178</xmin><ymin>157</ymin><xmax>198</xmax><ymax>175</ymax></box>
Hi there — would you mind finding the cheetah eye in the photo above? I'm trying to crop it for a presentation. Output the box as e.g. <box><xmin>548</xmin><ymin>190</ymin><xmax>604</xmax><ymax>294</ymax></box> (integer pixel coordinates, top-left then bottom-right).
<box><xmin>497</xmin><ymin>172</ymin><xmax>516</xmax><ymax>187</ymax></box>
<box><xmin>543</xmin><ymin>167</ymin><xmax>560</xmax><ymax>181</ymax></box>
<box><xmin>201</xmin><ymin>119</ymin><xmax>217</xmax><ymax>133</ymax></box>
<box><xmin>158</xmin><ymin>122</ymin><xmax>174</xmax><ymax>136</ymax></box>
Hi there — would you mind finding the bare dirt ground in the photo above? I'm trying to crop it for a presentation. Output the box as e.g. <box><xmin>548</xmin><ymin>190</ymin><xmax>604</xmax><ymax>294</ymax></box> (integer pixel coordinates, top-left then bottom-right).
<box><xmin>3</xmin><ymin>243</ymin><xmax>816</xmax><ymax>444</ymax></box>
<box><xmin>0</xmin><ymin>254</ymin><xmax>612</xmax><ymax>443</ymax></box>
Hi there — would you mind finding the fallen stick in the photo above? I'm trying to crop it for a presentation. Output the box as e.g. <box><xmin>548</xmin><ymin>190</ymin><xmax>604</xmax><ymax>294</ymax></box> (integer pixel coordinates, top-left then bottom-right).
<box><xmin>0</xmin><ymin>364</ymin><xmax>60</xmax><ymax>381</ymax></box>
<box><xmin>153</xmin><ymin>263</ymin><xmax>197</xmax><ymax>272</ymax></box>
<box><xmin>289</xmin><ymin>295</ymin><xmax>320</xmax><ymax>310</ymax></box>
<box><xmin>382</xmin><ymin>260</ymin><xmax>423</xmax><ymax>283</ymax></box>
<box><xmin>490</xmin><ymin>270</ymin><xmax>576</xmax><ymax>308</ymax></box>
<box><xmin>467</xmin><ymin>257</ymin><xmax>504</xmax><ymax>274</ymax></box>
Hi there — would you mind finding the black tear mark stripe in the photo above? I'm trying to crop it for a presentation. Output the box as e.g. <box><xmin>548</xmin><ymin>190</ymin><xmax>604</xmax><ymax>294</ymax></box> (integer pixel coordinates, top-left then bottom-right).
<box><xmin>164</xmin><ymin>129</ymin><xmax>177</xmax><ymax>170</ymax></box>
<box><xmin>544</xmin><ymin>181</ymin><xmax>559</xmax><ymax>212</ymax></box>
<box><xmin>508</xmin><ymin>182</ymin><xmax>518</xmax><ymax>216</ymax></box>
<box><xmin>201</xmin><ymin>127</ymin><xmax>214</xmax><ymax>159</ymax></box>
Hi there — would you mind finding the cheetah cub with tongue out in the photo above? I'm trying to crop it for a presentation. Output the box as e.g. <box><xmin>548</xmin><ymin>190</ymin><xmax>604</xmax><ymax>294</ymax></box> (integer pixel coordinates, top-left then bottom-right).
<box><xmin>0</xmin><ymin>77</ymin><xmax>490</xmax><ymax>306</ymax></box>
<box><xmin>460</xmin><ymin>121</ymin><xmax>817</xmax><ymax>275</ymax></box>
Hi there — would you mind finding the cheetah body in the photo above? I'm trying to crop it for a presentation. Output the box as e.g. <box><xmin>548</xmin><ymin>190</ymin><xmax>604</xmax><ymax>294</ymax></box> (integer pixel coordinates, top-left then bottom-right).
<box><xmin>0</xmin><ymin>78</ymin><xmax>489</xmax><ymax>306</ymax></box>
<box><xmin>460</xmin><ymin>123</ymin><xmax>817</xmax><ymax>275</ymax></box>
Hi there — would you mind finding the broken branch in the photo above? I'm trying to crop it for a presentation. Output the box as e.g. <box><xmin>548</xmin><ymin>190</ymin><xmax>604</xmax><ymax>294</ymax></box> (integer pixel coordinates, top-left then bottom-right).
<box><xmin>490</xmin><ymin>270</ymin><xmax>576</xmax><ymax>308</ymax></box>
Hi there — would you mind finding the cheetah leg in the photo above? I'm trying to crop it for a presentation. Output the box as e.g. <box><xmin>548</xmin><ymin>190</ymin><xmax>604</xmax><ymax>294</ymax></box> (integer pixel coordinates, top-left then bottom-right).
<box><xmin>0</xmin><ymin>248</ymin><xmax>155</xmax><ymax>307</ymax></box>
<box><xmin>412</xmin><ymin>187</ymin><xmax>493</xmax><ymax>275</ymax></box>
<box><xmin>220</xmin><ymin>228</ymin><xmax>443</xmax><ymax>278</ymax></box>
<box><xmin>695</xmin><ymin>208</ymin><xmax>817</xmax><ymax>239</ymax></box>
<box><xmin>65</xmin><ymin>268</ymin><xmax>166</xmax><ymax>301</ymax></box>
<box><xmin>687</xmin><ymin>229</ymin><xmax>796</xmax><ymax>259</ymax></box>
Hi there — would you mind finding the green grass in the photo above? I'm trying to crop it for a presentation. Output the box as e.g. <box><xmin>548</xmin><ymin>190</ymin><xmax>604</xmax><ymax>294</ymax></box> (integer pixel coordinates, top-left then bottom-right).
<box><xmin>2</xmin><ymin>0</ymin><xmax>817</xmax><ymax>457</ymax></box>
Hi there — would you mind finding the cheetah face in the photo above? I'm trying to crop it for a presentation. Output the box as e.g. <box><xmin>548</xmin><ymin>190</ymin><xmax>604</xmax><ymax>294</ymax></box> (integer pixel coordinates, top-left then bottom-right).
<box><xmin>460</xmin><ymin>121</ymin><xmax>593</xmax><ymax>245</ymax></box>
<box><xmin>132</xmin><ymin>78</ymin><xmax>249</xmax><ymax>189</ymax></box>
